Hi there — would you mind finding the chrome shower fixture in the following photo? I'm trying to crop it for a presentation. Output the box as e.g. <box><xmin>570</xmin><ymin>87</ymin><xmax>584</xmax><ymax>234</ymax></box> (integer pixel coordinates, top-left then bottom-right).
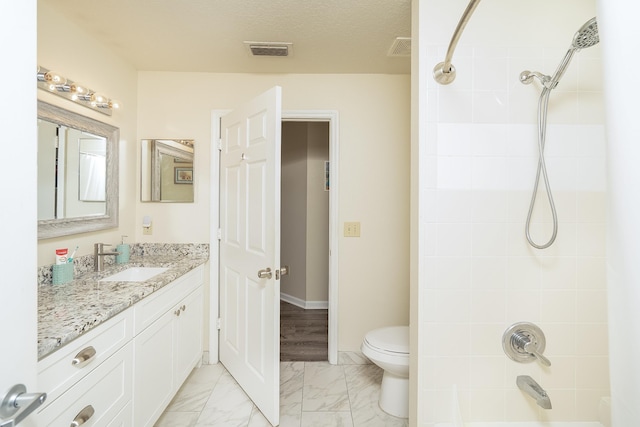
<box><xmin>520</xmin><ymin>17</ymin><xmax>599</xmax><ymax>90</ymax></box>
<box><xmin>522</xmin><ymin>17</ymin><xmax>599</xmax><ymax>249</ymax></box>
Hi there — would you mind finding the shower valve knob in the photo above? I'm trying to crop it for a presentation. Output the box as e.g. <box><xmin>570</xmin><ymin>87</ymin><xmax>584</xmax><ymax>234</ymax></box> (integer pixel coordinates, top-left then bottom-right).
<box><xmin>502</xmin><ymin>322</ymin><xmax>550</xmax><ymax>367</ymax></box>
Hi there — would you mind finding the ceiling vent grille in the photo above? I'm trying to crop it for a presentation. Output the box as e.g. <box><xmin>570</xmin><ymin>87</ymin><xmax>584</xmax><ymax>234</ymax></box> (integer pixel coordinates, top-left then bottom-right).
<box><xmin>388</xmin><ymin>37</ymin><xmax>411</xmax><ymax>57</ymax></box>
<box><xmin>244</xmin><ymin>41</ymin><xmax>293</xmax><ymax>57</ymax></box>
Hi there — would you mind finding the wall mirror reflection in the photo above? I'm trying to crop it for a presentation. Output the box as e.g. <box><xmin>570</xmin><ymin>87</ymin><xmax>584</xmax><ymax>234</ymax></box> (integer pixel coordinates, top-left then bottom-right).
<box><xmin>141</xmin><ymin>139</ymin><xmax>194</xmax><ymax>203</ymax></box>
<box><xmin>37</xmin><ymin>100</ymin><xmax>119</xmax><ymax>239</ymax></box>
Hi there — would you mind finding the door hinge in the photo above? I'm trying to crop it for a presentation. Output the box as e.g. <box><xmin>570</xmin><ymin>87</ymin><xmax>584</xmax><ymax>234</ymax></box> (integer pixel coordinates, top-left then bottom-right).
<box><xmin>218</xmin><ymin>139</ymin><xmax>222</xmax><ymax>151</ymax></box>
<box><xmin>217</xmin><ymin>228</ymin><xmax>222</xmax><ymax>240</ymax></box>
<box><xmin>216</xmin><ymin>318</ymin><xmax>221</xmax><ymax>330</ymax></box>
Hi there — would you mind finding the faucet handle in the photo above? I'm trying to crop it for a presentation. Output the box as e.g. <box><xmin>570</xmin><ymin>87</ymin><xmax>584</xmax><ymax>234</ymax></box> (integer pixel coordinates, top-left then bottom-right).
<box><xmin>523</xmin><ymin>341</ymin><xmax>551</xmax><ymax>367</ymax></box>
<box><xmin>502</xmin><ymin>322</ymin><xmax>551</xmax><ymax>367</ymax></box>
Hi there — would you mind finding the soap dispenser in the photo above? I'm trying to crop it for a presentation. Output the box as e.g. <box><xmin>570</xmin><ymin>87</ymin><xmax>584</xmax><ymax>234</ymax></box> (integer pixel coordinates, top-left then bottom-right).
<box><xmin>116</xmin><ymin>235</ymin><xmax>130</xmax><ymax>264</ymax></box>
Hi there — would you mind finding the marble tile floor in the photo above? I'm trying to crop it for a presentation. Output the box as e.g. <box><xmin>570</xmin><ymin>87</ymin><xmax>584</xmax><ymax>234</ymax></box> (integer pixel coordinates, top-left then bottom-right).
<box><xmin>155</xmin><ymin>361</ymin><xmax>408</xmax><ymax>427</ymax></box>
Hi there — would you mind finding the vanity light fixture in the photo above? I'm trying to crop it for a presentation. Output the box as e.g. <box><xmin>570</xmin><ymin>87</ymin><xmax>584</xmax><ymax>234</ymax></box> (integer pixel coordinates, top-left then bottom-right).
<box><xmin>37</xmin><ymin>66</ymin><xmax>121</xmax><ymax>116</ymax></box>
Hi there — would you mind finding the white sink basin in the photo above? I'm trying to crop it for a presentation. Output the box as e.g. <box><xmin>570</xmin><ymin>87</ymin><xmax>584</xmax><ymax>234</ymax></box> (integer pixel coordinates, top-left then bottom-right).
<box><xmin>99</xmin><ymin>267</ymin><xmax>168</xmax><ymax>282</ymax></box>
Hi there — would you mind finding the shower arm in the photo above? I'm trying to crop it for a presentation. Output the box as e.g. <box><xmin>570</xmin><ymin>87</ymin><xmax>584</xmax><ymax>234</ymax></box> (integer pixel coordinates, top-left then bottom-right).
<box><xmin>433</xmin><ymin>0</ymin><xmax>482</xmax><ymax>85</ymax></box>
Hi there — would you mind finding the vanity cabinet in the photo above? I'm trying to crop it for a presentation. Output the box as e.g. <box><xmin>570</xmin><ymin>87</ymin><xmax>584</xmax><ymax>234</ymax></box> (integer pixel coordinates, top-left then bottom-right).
<box><xmin>133</xmin><ymin>266</ymin><xmax>204</xmax><ymax>427</ymax></box>
<box><xmin>34</xmin><ymin>309</ymin><xmax>134</xmax><ymax>426</ymax></box>
<box><xmin>35</xmin><ymin>264</ymin><xmax>204</xmax><ymax>427</ymax></box>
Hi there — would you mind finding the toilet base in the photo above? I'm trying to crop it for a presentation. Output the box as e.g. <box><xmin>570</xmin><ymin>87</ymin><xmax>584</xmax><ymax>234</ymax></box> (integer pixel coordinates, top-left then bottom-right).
<box><xmin>379</xmin><ymin>370</ymin><xmax>409</xmax><ymax>418</ymax></box>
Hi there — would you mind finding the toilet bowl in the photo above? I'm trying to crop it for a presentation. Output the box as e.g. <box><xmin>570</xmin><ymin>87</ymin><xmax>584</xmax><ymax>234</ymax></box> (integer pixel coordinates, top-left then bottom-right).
<box><xmin>361</xmin><ymin>326</ymin><xmax>409</xmax><ymax>418</ymax></box>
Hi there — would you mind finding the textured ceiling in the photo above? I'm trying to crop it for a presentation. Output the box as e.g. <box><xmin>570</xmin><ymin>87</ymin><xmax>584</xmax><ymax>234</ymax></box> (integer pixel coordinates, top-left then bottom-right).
<box><xmin>40</xmin><ymin>0</ymin><xmax>411</xmax><ymax>74</ymax></box>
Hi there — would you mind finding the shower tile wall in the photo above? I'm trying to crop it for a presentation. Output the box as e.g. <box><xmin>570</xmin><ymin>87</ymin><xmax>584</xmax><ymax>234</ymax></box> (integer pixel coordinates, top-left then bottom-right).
<box><xmin>418</xmin><ymin>11</ymin><xmax>608</xmax><ymax>424</ymax></box>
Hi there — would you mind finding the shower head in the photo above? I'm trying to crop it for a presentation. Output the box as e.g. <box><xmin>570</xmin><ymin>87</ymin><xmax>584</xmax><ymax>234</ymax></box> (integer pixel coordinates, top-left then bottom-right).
<box><xmin>572</xmin><ymin>17</ymin><xmax>599</xmax><ymax>50</ymax></box>
<box><xmin>521</xmin><ymin>17</ymin><xmax>599</xmax><ymax>89</ymax></box>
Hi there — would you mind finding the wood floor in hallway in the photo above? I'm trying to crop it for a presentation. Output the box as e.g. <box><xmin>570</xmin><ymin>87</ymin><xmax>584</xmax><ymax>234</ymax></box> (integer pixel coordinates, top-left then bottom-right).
<box><xmin>280</xmin><ymin>301</ymin><xmax>328</xmax><ymax>362</ymax></box>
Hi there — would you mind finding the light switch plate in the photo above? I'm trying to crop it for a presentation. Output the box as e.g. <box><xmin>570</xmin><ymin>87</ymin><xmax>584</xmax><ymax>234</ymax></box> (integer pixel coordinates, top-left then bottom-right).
<box><xmin>344</xmin><ymin>222</ymin><xmax>360</xmax><ymax>237</ymax></box>
<box><xmin>143</xmin><ymin>224</ymin><xmax>152</xmax><ymax>235</ymax></box>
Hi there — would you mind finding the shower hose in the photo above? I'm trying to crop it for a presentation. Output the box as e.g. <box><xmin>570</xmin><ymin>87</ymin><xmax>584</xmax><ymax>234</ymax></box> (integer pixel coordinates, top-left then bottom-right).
<box><xmin>525</xmin><ymin>86</ymin><xmax>558</xmax><ymax>249</ymax></box>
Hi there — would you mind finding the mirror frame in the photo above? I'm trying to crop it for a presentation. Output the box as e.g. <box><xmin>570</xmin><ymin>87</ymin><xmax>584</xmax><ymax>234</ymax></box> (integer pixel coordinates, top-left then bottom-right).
<box><xmin>141</xmin><ymin>139</ymin><xmax>194</xmax><ymax>202</ymax></box>
<box><xmin>38</xmin><ymin>100</ymin><xmax>119</xmax><ymax>239</ymax></box>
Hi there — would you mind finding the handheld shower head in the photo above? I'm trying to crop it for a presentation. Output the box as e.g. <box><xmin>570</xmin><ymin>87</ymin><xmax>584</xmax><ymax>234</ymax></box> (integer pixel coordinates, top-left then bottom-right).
<box><xmin>572</xmin><ymin>17</ymin><xmax>599</xmax><ymax>50</ymax></box>
<box><xmin>547</xmin><ymin>17</ymin><xmax>599</xmax><ymax>88</ymax></box>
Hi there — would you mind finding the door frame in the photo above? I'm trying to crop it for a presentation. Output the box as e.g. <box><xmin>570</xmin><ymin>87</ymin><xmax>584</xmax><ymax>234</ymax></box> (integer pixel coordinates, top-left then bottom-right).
<box><xmin>209</xmin><ymin>109</ymin><xmax>339</xmax><ymax>365</ymax></box>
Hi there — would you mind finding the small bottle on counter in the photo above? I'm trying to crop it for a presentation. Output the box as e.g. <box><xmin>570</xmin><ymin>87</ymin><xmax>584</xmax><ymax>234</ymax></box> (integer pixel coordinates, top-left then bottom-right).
<box><xmin>116</xmin><ymin>235</ymin><xmax>130</xmax><ymax>264</ymax></box>
<box><xmin>55</xmin><ymin>248</ymin><xmax>68</xmax><ymax>265</ymax></box>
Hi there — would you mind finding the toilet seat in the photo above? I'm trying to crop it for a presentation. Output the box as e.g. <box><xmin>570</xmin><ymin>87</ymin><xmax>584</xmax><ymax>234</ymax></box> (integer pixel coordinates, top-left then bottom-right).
<box><xmin>364</xmin><ymin>326</ymin><xmax>409</xmax><ymax>355</ymax></box>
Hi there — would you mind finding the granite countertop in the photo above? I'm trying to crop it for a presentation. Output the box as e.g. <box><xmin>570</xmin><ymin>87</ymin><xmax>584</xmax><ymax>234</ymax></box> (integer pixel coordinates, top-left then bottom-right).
<box><xmin>37</xmin><ymin>253</ymin><xmax>208</xmax><ymax>360</ymax></box>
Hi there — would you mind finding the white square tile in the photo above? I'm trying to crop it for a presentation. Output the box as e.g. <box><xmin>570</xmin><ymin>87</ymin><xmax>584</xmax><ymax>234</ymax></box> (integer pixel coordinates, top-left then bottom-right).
<box><xmin>540</xmin><ymin>289</ymin><xmax>576</xmax><ymax>322</ymax></box>
<box><xmin>302</xmin><ymin>363</ymin><xmax>350</xmax><ymax>412</ymax></box>
<box><xmin>470</xmin><ymin>289</ymin><xmax>506</xmax><ymax>323</ymax></box>
<box><xmin>472</xmin><ymin>190</ymin><xmax>508</xmax><ymax>223</ymax></box>
<box><xmin>507</xmin><ymin>256</ymin><xmax>540</xmax><ymax>290</ymax></box>
<box><xmin>576</xmin><ymin>191</ymin><xmax>606</xmax><ymax>222</ymax></box>
<box><xmin>436</xmin><ymin>190</ymin><xmax>472</xmax><ymax>223</ymax></box>
<box><xmin>437</xmin><ymin>123</ymin><xmax>472</xmax><ymax>156</ymax></box>
<box><xmin>436</xmin><ymin>223</ymin><xmax>472</xmax><ymax>256</ymax></box>
<box><xmin>439</xmin><ymin>89</ymin><xmax>473</xmax><ymax>123</ymax></box>
<box><xmin>470</xmin><ymin>124</ymin><xmax>508</xmax><ymax>156</ymax></box>
<box><xmin>576</xmin><ymin>256</ymin><xmax>606</xmax><ymax>289</ymax></box>
<box><xmin>434</xmin><ymin>257</ymin><xmax>472</xmax><ymax>289</ymax></box>
<box><xmin>473</xmin><ymin>91</ymin><xmax>509</xmax><ymax>124</ymax></box>
<box><xmin>576</xmin><ymin>222</ymin><xmax>606</xmax><ymax>256</ymax></box>
<box><xmin>472</xmin><ymin>157</ymin><xmax>508</xmax><ymax>191</ymax></box>
<box><xmin>472</xmin><ymin>222</ymin><xmax>507</xmax><ymax>256</ymax></box>
<box><xmin>539</xmin><ymin>256</ymin><xmax>577</xmax><ymax>289</ymax></box>
<box><xmin>575</xmin><ymin>356</ymin><xmax>610</xmax><ymax>389</ymax></box>
<box><xmin>469</xmin><ymin>323</ymin><xmax>506</xmax><ymax>356</ymax></box>
<box><xmin>430</xmin><ymin>290</ymin><xmax>471</xmax><ymax>323</ymax></box>
<box><xmin>576</xmin><ymin>290</ymin><xmax>608</xmax><ymax>323</ymax></box>
<box><xmin>437</xmin><ymin>156</ymin><xmax>472</xmax><ymax>190</ymax></box>
<box><xmin>577</xmin><ymin>157</ymin><xmax>607</xmax><ymax>191</ymax></box>
<box><xmin>472</xmin><ymin>256</ymin><xmax>507</xmax><ymax>289</ymax></box>
<box><xmin>468</xmin><ymin>357</ymin><xmax>505</xmax><ymax>389</ymax></box>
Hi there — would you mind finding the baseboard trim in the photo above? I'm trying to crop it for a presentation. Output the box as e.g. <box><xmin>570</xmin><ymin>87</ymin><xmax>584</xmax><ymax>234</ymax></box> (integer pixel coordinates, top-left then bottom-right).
<box><xmin>280</xmin><ymin>292</ymin><xmax>328</xmax><ymax>310</ymax></box>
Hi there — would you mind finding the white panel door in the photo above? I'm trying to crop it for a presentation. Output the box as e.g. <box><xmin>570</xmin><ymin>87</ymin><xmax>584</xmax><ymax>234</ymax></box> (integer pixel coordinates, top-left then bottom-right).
<box><xmin>0</xmin><ymin>2</ymin><xmax>39</xmax><ymax>427</ymax></box>
<box><xmin>219</xmin><ymin>86</ymin><xmax>282</xmax><ymax>426</ymax></box>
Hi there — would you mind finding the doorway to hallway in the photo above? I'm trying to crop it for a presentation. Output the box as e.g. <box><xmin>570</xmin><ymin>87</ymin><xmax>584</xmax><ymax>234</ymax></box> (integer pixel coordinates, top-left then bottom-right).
<box><xmin>280</xmin><ymin>120</ymin><xmax>330</xmax><ymax>362</ymax></box>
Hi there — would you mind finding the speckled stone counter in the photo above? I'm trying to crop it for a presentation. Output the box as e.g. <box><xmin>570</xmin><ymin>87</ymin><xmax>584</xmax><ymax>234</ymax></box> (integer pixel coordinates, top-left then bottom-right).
<box><xmin>38</xmin><ymin>244</ymin><xmax>209</xmax><ymax>360</ymax></box>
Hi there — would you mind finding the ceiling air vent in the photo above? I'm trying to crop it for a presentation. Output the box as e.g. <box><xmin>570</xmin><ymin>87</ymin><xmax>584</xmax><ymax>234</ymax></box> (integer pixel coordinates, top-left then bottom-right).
<box><xmin>388</xmin><ymin>37</ymin><xmax>411</xmax><ymax>57</ymax></box>
<box><xmin>244</xmin><ymin>41</ymin><xmax>293</xmax><ymax>57</ymax></box>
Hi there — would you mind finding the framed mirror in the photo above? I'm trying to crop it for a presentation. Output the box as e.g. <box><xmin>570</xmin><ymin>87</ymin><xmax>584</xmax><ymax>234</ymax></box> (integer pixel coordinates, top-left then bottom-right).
<box><xmin>140</xmin><ymin>139</ymin><xmax>194</xmax><ymax>203</ymax></box>
<box><xmin>37</xmin><ymin>100</ymin><xmax>119</xmax><ymax>239</ymax></box>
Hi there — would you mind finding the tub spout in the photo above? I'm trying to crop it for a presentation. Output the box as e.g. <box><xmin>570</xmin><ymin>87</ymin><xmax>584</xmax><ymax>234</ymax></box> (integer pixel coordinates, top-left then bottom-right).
<box><xmin>516</xmin><ymin>375</ymin><xmax>552</xmax><ymax>409</ymax></box>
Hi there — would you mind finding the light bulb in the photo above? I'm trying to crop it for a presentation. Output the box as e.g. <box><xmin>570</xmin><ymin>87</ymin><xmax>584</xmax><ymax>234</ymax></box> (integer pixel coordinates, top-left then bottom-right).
<box><xmin>70</xmin><ymin>83</ymin><xmax>87</xmax><ymax>95</ymax></box>
<box><xmin>44</xmin><ymin>71</ymin><xmax>65</xmax><ymax>86</ymax></box>
<box><xmin>109</xmin><ymin>99</ymin><xmax>121</xmax><ymax>109</ymax></box>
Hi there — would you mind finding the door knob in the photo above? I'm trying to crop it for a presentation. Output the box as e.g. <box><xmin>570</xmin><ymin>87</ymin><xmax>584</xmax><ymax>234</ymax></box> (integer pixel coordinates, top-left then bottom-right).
<box><xmin>0</xmin><ymin>384</ymin><xmax>47</xmax><ymax>427</ymax></box>
<box><xmin>275</xmin><ymin>266</ymin><xmax>290</xmax><ymax>280</ymax></box>
<box><xmin>257</xmin><ymin>268</ymin><xmax>272</xmax><ymax>279</ymax></box>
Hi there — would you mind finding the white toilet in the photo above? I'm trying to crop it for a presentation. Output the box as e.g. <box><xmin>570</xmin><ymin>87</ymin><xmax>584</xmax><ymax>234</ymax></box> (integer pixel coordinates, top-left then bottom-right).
<box><xmin>361</xmin><ymin>326</ymin><xmax>409</xmax><ymax>418</ymax></box>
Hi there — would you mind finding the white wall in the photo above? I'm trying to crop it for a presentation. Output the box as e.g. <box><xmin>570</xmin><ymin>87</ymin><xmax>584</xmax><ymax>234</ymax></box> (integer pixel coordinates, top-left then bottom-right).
<box><xmin>414</xmin><ymin>0</ymin><xmax>607</xmax><ymax>424</ymax></box>
<box><xmin>305</xmin><ymin>122</ymin><xmax>329</xmax><ymax>303</ymax></box>
<box><xmin>281</xmin><ymin>122</ymin><xmax>309</xmax><ymax>301</ymax></box>
<box><xmin>137</xmin><ymin>72</ymin><xmax>411</xmax><ymax>350</ymax></box>
<box><xmin>37</xmin><ymin>2</ymin><xmax>138</xmax><ymax>264</ymax></box>
<box><xmin>597</xmin><ymin>1</ymin><xmax>640</xmax><ymax>425</ymax></box>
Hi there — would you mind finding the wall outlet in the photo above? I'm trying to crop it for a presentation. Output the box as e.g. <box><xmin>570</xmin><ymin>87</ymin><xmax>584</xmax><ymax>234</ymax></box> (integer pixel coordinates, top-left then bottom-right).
<box><xmin>143</xmin><ymin>224</ymin><xmax>153</xmax><ymax>235</ymax></box>
<box><xmin>344</xmin><ymin>222</ymin><xmax>360</xmax><ymax>237</ymax></box>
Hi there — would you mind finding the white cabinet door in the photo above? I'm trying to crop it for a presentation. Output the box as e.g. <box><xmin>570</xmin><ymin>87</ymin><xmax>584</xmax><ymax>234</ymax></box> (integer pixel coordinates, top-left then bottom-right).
<box><xmin>219</xmin><ymin>86</ymin><xmax>282</xmax><ymax>426</ymax></box>
<box><xmin>133</xmin><ymin>310</ymin><xmax>176</xmax><ymax>427</ymax></box>
<box><xmin>175</xmin><ymin>286</ymin><xmax>204</xmax><ymax>386</ymax></box>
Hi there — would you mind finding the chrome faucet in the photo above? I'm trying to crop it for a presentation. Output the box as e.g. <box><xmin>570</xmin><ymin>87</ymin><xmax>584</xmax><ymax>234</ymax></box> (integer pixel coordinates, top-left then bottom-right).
<box><xmin>516</xmin><ymin>375</ymin><xmax>552</xmax><ymax>409</ymax></box>
<box><xmin>94</xmin><ymin>243</ymin><xmax>120</xmax><ymax>272</ymax></box>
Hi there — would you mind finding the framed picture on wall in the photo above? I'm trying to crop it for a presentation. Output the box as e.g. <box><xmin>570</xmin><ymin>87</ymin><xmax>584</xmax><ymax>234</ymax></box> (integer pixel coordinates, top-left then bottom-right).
<box><xmin>324</xmin><ymin>161</ymin><xmax>330</xmax><ymax>191</ymax></box>
<box><xmin>175</xmin><ymin>167</ymin><xmax>193</xmax><ymax>184</ymax></box>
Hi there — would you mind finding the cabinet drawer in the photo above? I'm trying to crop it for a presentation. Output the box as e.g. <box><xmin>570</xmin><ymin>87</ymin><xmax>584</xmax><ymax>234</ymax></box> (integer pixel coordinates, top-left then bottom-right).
<box><xmin>134</xmin><ymin>265</ymin><xmax>203</xmax><ymax>335</ymax></box>
<box><xmin>34</xmin><ymin>341</ymin><xmax>133</xmax><ymax>427</ymax></box>
<box><xmin>38</xmin><ymin>308</ymin><xmax>134</xmax><ymax>405</ymax></box>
